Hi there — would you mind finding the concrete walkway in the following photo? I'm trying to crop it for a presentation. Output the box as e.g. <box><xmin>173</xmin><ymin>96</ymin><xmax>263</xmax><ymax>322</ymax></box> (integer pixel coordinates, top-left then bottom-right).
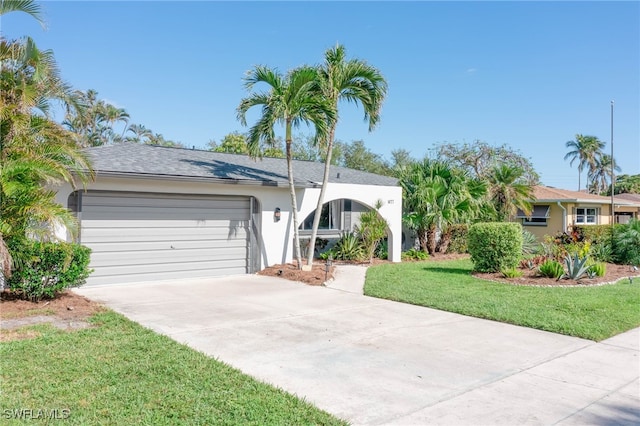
<box><xmin>75</xmin><ymin>269</ymin><xmax>640</xmax><ymax>425</ymax></box>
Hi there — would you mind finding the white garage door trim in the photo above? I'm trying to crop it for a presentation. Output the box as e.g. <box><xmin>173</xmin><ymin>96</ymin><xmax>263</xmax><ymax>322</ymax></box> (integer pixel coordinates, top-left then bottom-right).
<box><xmin>71</xmin><ymin>191</ymin><xmax>255</xmax><ymax>286</ymax></box>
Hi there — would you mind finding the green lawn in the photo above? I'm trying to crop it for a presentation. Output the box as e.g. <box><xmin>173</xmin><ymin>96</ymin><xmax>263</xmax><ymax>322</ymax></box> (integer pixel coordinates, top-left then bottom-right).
<box><xmin>0</xmin><ymin>311</ymin><xmax>346</xmax><ymax>425</ymax></box>
<box><xmin>365</xmin><ymin>258</ymin><xmax>640</xmax><ymax>341</ymax></box>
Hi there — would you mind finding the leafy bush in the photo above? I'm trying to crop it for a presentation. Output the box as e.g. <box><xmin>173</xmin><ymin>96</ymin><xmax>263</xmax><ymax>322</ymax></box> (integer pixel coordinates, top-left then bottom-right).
<box><xmin>588</xmin><ymin>262</ymin><xmax>607</xmax><ymax>277</ymax></box>
<box><xmin>446</xmin><ymin>224</ymin><xmax>468</xmax><ymax>254</ymax></box>
<box><xmin>538</xmin><ymin>260</ymin><xmax>564</xmax><ymax>279</ymax></box>
<box><xmin>6</xmin><ymin>239</ymin><xmax>92</xmax><ymax>301</ymax></box>
<box><xmin>591</xmin><ymin>241</ymin><xmax>614</xmax><ymax>263</ymax></box>
<box><xmin>468</xmin><ymin>222</ymin><xmax>523</xmax><ymax>272</ymax></box>
<box><xmin>501</xmin><ymin>268</ymin><xmax>523</xmax><ymax>278</ymax></box>
<box><xmin>572</xmin><ymin>224</ymin><xmax>617</xmax><ymax>244</ymax></box>
<box><xmin>562</xmin><ymin>253</ymin><xmax>590</xmax><ymax>281</ymax></box>
<box><xmin>401</xmin><ymin>248</ymin><xmax>429</xmax><ymax>261</ymax></box>
<box><xmin>612</xmin><ymin>219</ymin><xmax>640</xmax><ymax>265</ymax></box>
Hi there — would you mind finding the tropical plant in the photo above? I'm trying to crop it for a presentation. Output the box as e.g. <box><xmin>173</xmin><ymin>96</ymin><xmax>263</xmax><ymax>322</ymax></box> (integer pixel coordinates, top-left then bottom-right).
<box><xmin>538</xmin><ymin>260</ymin><xmax>565</xmax><ymax>279</ymax></box>
<box><xmin>590</xmin><ymin>241</ymin><xmax>614</xmax><ymax>263</ymax></box>
<box><xmin>401</xmin><ymin>248</ymin><xmax>429</xmax><ymax>261</ymax></box>
<box><xmin>486</xmin><ymin>164</ymin><xmax>534</xmax><ymax>221</ymax></box>
<box><xmin>354</xmin><ymin>200</ymin><xmax>388</xmax><ymax>263</ymax></box>
<box><xmin>329</xmin><ymin>232</ymin><xmax>364</xmax><ymax>261</ymax></box>
<box><xmin>125</xmin><ymin>123</ymin><xmax>153</xmax><ymax>144</ymax></box>
<box><xmin>613</xmin><ymin>174</ymin><xmax>640</xmax><ymax>195</ymax></box>
<box><xmin>468</xmin><ymin>222</ymin><xmax>523</xmax><ymax>272</ymax></box>
<box><xmin>564</xmin><ymin>134</ymin><xmax>605</xmax><ymax>192</ymax></box>
<box><xmin>588</xmin><ymin>262</ymin><xmax>607</xmax><ymax>278</ymax></box>
<box><xmin>306</xmin><ymin>44</ymin><xmax>387</xmax><ymax>266</ymax></box>
<box><xmin>521</xmin><ymin>229</ymin><xmax>541</xmax><ymax>256</ymax></box>
<box><xmin>588</xmin><ymin>154</ymin><xmax>620</xmax><ymax>195</ymax></box>
<box><xmin>562</xmin><ymin>253</ymin><xmax>591</xmax><ymax>280</ymax></box>
<box><xmin>400</xmin><ymin>159</ymin><xmax>486</xmax><ymax>255</ymax></box>
<box><xmin>612</xmin><ymin>219</ymin><xmax>640</xmax><ymax>265</ymax></box>
<box><xmin>1</xmin><ymin>0</ymin><xmax>94</xmax><ymax>282</ymax></box>
<box><xmin>501</xmin><ymin>268</ymin><xmax>523</xmax><ymax>278</ymax></box>
<box><xmin>237</xmin><ymin>65</ymin><xmax>334</xmax><ymax>268</ymax></box>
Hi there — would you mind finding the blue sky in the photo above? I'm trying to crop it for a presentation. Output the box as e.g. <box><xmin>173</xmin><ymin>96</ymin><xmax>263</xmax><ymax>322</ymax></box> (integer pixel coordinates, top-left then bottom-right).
<box><xmin>3</xmin><ymin>1</ymin><xmax>639</xmax><ymax>189</ymax></box>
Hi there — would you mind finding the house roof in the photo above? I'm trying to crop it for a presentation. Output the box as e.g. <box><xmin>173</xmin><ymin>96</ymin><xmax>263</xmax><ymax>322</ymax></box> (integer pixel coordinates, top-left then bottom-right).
<box><xmin>615</xmin><ymin>193</ymin><xmax>640</xmax><ymax>203</ymax></box>
<box><xmin>532</xmin><ymin>186</ymin><xmax>640</xmax><ymax>206</ymax></box>
<box><xmin>85</xmin><ymin>143</ymin><xmax>398</xmax><ymax>188</ymax></box>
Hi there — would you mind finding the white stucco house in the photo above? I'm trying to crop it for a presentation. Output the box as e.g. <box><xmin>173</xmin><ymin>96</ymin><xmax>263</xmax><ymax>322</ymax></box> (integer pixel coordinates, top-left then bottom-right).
<box><xmin>54</xmin><ymin>143</ymin><xmax>402</xmax><ymax>286</ymax></box>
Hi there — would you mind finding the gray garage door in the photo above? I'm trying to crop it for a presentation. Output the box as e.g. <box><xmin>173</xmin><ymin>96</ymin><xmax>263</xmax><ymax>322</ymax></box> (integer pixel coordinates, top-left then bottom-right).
<box><xmin>73</xmin><ymin>191</ymin><xmax>252</xmax><ymax>286</ymax></box>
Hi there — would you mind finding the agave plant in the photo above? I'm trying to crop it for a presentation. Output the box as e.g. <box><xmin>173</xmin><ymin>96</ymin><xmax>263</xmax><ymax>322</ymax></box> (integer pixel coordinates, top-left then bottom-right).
<box><xmin>562</xmin><ymin>253</ymin><xmax>590</xmax><ymax>280</ymax></box>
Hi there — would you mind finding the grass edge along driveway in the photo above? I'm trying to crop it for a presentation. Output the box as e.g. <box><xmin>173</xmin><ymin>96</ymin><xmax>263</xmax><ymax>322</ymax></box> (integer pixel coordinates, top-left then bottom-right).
<box><xmin>0</xmin><ymin>311</ymin><xmax>347</xmax><ymax>426</ymax></box>
<box><xmin>364</xmin><ymin>258</ymin><xmax>640</xmax><ymax>341</ymax></box>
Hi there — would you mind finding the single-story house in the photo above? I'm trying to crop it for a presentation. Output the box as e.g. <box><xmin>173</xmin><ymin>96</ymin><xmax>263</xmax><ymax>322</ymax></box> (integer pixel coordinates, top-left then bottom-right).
<box><xmin>54</xmin><ymin>143</ymin><xmax>402</xmax><ymax>286</ymax></box>
<box><xmin>515</xmin><ymin>185</ymin><xmax>640</xmax><ymax>241</ymax></box>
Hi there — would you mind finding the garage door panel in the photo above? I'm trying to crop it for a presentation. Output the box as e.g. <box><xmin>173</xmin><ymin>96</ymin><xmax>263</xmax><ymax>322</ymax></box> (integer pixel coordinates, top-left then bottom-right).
<box><xmin>81</xmin><ymin>219</ymin><xmax>249</xmax><ymax>229</ymax></box>
<box><xmin>82</xmin><ymin>226</ymin><xmax>248</xmax><ymax>243</ymax></box>
<box><xmin>79</xmin><ymin>191</ymin><xmax>252</xmax><ymax>285</ymax></box>
<box><xmin>90</xmin><ymin>247</ymin><xmax>248</xmax><ymax>267</ymax></box>
<box><xmin>82</xmin><ymin>206</ymin><xmax>249</xmax><ymax>221</ymax></box>
<box><xmin>85</xmin><ymin>239</ymin><xmax>247</xmax><ymax>253</ymax></box>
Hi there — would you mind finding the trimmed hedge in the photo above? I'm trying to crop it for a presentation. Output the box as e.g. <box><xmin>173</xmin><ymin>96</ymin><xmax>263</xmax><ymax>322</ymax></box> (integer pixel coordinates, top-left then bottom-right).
<box><xmin>468</xmin><ymin>222</ymin><xmax>523</xmax><ymax>272</ymax></box>
<box><xmin>6</xmin><ymin>240</ymin><xmax>92</xmax><ymax>301</ymax></box>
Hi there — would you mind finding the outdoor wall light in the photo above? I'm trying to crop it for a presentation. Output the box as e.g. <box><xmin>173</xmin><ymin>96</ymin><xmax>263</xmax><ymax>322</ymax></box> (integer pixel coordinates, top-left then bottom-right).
<box><xmin>274</xmin><ymin>207</ymin><xmax>281</xmax><ymax>222</ymax></box>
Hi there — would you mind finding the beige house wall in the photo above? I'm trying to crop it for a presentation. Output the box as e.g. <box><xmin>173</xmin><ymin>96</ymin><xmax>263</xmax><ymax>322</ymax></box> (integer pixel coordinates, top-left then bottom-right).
<box><xmin>520</xmin><ymin>202</ymin><xmax>616</xmax><ymax>241</ymax></box>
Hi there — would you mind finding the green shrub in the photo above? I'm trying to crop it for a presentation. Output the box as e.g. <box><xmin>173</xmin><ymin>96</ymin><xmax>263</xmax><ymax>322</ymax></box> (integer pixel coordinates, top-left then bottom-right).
<box><xmin>374</xmin><ymin>239</ymin><xmax>388</xmax><ymax>259</ymax></box>
<box><xmin>588</xmin><ymin>262</ymin><xmax>607</xmax><ymax>277</ymax></box>
<box><xmin>354</xmin><ymin>200</ymin><xmax>388</xmax><ymax>262</ymax></box>
<box><xmin>6</xmin><ymin>240</ymin><xmax>92</xmax><ymax>301</ymax></box>
<box><xmin>401</xmin><ymin>248</ymin><xmax>429</xmax><ymax>261</ymax></box>
<box><xmin>538</xmin><ymin>259</ymin><xmax>564</xmax><ymax>279</ymax></box>
<box><xmin>468</xmin><ymin>222</ymin><xmax>523</xmax><ymax>272</ymax></box>
<box><xmin>612</xmin><ymin>219</ymin><xmax>640</xmax><ymax>265</ymax></box>
<box><xmin>591</xmin><ymin>241</ymin><xmax>614</xmax><ymax>263</ymax></box>
<box><xmin>501</xmin><ymin>268</ymin><xmax>522</xmax><ymax>278</ymax></box>
<box><xmin>446</xmin><ymin>224</ymin><xmax>468</xmax><ymax>254</ymax></box>
<box><xmin>572</xmin><ymin>224</ymin><xmax>617</xmax><ymax>244</ymax></box>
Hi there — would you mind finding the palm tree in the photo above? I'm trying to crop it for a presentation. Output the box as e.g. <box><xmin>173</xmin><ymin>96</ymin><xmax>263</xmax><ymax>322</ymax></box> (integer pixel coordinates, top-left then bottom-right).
<box><xmin>588</xmin><ymin>154</ymin><xmax>620</xmax><ymax>195</ymax></box>
<box><xmin>125</xmin><ymin>123</ymin><xmax>153</xmax><ymax>143</ymax></box>
<box><xmin>487</xmin><ymin>164</ymin><xmax>534</xmax><ymax>221</ymax></box>
<box><xmin>0</xmin><ymin>0</ymin><xmax>44</xmax><ymax>26</ymax></box>
<box><xmin>564</xmin><ymin>134</ymin><xmax>605</xmax><ymax>191</ymax></box>
<box><xmin>237</xmin><ymin>65</ymin><xmax>334</xmax><ymax>268</ymax></box>
<box><xmin>399</xmin><ymin>159</ymin><xmax>486</xmax><ymax>255</ymax></box>
<box><xmin>1</xmin><ymin>16</ymin><xmax>94</xmax><ymax>281</ymax></box>
<box><xmin>305</xmin><ymin>44</ymin><xmax>387</xmax><ymax>265</ymax></box>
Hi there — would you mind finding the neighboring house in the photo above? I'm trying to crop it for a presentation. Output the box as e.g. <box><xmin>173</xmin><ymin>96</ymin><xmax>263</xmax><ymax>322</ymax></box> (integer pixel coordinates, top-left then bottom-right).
<box><xmin>54</xmin><ymin>144</ymin><xmax>402</xmax><ymax>286</ymax></box>
<box><xmin>515</xmin><ymin>186</ymin><xmax>640</xmax><ymax>241</ymax></box>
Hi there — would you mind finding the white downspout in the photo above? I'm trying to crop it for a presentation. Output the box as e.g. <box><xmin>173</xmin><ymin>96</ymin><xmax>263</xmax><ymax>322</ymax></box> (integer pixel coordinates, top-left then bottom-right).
<box><xmin>557</xmin><ymin>202</ymin><xmax>567</xmax><ymax>232</ymax></box>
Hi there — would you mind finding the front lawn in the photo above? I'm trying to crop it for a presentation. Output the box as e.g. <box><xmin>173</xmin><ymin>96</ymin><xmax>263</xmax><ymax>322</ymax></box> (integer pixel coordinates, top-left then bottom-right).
<box><xmin>0</xmin><ymin>311</ymin><xmax>346</xmax><ymax>425</ymax></box>
<box><xmin>364</xmin><ymin>258</ymin><xmax>640</xmax><ymax>341</ymax></box>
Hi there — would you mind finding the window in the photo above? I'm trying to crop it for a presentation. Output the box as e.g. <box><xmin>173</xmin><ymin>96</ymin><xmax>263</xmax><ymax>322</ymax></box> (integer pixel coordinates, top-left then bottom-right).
<box><xmin>575</xmin><ymin>207</ymin><xmax>597</xmax><ymax>224</ymax></box>
<box><xmin>300</xmin><ymin>200</ymin><xmax>344</xmax><ymax>230</ymax></box>
<box><xmin>516</xmin><ymin>205</ymin><xmax>550</xmax><ymax>226</ymax></box>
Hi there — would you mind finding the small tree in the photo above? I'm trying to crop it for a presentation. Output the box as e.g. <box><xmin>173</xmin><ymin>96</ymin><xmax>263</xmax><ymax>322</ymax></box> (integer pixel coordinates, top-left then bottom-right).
<box><xmin>355</xmin><ymin>200</ymin><xmax>388</xmax><ymax>263</ymax></box>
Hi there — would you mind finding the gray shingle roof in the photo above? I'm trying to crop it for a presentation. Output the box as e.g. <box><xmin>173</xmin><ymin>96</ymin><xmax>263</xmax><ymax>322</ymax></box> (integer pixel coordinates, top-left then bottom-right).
<box><xmin>86</xmin><ymin>143</ymin><xmax>398</xmax><ymax>187</ymax></box>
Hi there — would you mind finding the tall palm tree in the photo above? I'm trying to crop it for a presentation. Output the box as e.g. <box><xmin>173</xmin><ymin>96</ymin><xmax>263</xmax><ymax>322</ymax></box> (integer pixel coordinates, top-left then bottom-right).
<box><xmin>487</xmin><ymin>164</ymin><xmax>534</xmax><ymax>221</ymax></box>
<box><xmin>588</xmin><ymin>154</ymin><xmax>620</xmax><ymax>195</ymax></box>
<box><xmin>305</xmin><ymin>44</ymin><xmax>387</xmax><ymax>264</ymax></box>
<box><xmin>399</xmin><ymin>159</ymin><xmax>486</xmax><ymax>255</ymax></box>
<box><xmin>1</xmin><ymin>4</ymin><xmax>94</xmax><ymax>280</ymax></box>
<box><xmin>564</xmin><ymin>134</ymin><xmax>605</xmax><ymax>191</ymax></box>
<box><xmin>0</xmin><ymin>0</ymin><xmax>44</xmax><ymax>26</ymax></box>
<box><xmin>237</xmin><ymin>65</ymin><xmax>334</xmax><ymax>268</ymax></box>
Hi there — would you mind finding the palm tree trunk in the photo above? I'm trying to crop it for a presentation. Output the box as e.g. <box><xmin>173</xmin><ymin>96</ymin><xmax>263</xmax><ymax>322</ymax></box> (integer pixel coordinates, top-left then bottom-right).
<box><xmin>306</xmin><ymin>127</ymin><xmax>336</xmax><ymax>265</ymax></box>
<box><xmin>285</xmin><ymin>120</ymin><xmax>303</xmax><ymax>269</ymax></box>
<box><xmin>417</xmin><ymin>230</ymin><xmax>428</xmax><ymax>254</ymax></box>
<box><xmin>426</xmin><ymin>225</ymin><xmax>437</xmax><ymax>255</ymax></box>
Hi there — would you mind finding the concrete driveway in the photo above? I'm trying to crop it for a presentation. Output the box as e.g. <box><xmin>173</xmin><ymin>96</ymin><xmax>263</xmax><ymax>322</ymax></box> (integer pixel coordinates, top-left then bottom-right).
<box><xmin>76</xmin><ymin>270</ymin><xmax>640</xmax><ymax>425</ymax></box>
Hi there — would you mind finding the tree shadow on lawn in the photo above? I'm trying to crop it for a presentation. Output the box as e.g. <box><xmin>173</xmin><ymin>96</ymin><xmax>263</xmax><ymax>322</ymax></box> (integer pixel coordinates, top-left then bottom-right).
<box><xmin>421</xmin><ymin>266</ymin><xmax>473</xmax><ymax>276</ymax></box>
